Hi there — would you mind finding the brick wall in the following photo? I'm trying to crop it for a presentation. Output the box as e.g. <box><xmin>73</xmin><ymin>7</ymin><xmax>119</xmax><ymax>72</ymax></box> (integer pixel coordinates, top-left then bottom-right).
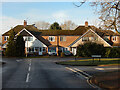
<box><xmin>2</xmin><ymin>36</ymin><xmax>7</xmax><ymax>44</ymax></box>
<box><xmin>42</xmin><ymin>36</ymin><xmax>79</xmax><ymax>47</ymax></box>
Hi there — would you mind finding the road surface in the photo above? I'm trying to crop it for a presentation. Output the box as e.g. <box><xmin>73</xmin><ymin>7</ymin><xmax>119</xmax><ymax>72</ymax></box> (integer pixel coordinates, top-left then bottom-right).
<box><xmin>2</xmin><ymin>58</ymin><xmax>97</xmax><ymax>89</ymax></box>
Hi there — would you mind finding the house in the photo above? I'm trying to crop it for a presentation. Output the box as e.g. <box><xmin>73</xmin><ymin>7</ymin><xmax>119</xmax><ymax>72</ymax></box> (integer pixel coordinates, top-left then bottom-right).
<box><xmin>2</xmin><ymin>20</ymin><xmax>120</xmax><ymax>56</ymax></box>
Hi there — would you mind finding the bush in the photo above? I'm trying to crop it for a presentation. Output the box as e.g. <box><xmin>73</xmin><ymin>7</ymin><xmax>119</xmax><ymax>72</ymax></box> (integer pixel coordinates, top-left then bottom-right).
<box><xmin>105</xmin><ymin>47</ymin><xmax>120</xmax><ymax>58</ymax></box>
<box><xmin>77</xmin><ymin>42</ymin><xmax>105</xmax><ymax>57</ymax></box>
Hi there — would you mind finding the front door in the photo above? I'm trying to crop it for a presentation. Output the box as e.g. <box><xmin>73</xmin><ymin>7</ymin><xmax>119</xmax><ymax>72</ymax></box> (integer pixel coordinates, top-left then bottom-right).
<box><xmin>72</xmin><ymin>48</ymin><xmax>77</xmax><ymax>56</ymax></box>
<box><xmin>39</xmin><ymin>47</ymin><xmax>43</xmax><ymax>55</ymax></box>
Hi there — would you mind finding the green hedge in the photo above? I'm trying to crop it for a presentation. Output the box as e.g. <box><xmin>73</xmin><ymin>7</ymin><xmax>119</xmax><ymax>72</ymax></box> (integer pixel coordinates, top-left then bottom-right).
<box><xmin>104</xmin><ymin>47</ymin><xmax>120</xmax><ymax>58</ymax></box>
<box><xmin>77</xmin><ymin>42</ymin><xmax>120</xmax><ymax>58</ymax></box>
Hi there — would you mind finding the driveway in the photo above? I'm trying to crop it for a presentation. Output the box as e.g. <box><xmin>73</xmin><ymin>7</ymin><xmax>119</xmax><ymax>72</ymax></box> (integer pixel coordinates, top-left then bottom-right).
<box><xmin>2</xmin><ymin>57</ymin><xmax>96</xmax><ymax>89</ymax></box>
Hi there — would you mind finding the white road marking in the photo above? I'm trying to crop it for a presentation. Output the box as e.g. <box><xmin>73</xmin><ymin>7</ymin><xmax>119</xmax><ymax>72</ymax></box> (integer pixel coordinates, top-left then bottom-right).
<box><xmin>65</xmin><ymin>67</ymin><xmax>77</xmax><ymax>72</ymax></box>
<box><xmin>26</xmin><ymin>73</ymin><xmax>30</xmax><ymax>82</ymax></box>
<box><xmin>74</xmin><ymin>68</ymin><xmax>92</xmax><ymax>77</ymax></box>
<box><xmin>16</xmin><ymin>59</ymin><xmax>22</xmax><ymax>62</ymax></box>
<box><xmin>65</xmin><ymin>67</ymin><xmax>88</xmax><ymax>79</ymax></box>
<box><xmin>28</xmin><ymin>66</ymin><xmax>31</xmax><ymax>71</ymax></box>
<box><xmin>66</xmin><ymin>67</ymin><xmax>100</xmax><ymax>89</ymax></box>
<box><xmin>95</xmin><ymin>68</ymin><xmax>119</xmax><ymax>70</ymax></box>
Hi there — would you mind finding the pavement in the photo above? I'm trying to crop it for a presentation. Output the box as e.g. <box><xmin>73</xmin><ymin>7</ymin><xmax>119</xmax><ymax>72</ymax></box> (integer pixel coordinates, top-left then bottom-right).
<box><xmin>2</xmin><ymin>57</ymin><xmax>98</xmax><ymax>89</ymax></box>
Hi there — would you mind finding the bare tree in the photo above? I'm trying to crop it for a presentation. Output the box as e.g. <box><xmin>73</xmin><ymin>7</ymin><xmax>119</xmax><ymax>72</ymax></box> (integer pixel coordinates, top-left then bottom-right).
<box><xmin>34</xmin><ymin>21</ymin><xmax>50</xmax><ymax>30</ymax></box>
<box><xmin>61</xmin><ymin>20</ymin><xmax>78</xmax><ymax>30</ymax></box>
<box><xmin>74</xmin><ymin>1</ymin><xmax>120</xmax><ymax>33</ymax></box>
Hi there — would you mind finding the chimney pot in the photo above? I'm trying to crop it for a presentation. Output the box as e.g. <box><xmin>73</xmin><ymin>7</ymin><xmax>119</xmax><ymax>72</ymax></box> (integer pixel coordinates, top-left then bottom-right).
<box><xmin>85</xmin><ymin>21</ymin><xmax>88</xmax><ymax>27</ymax></box>
<box><xmin>24</xmin><ymin>20</ymin><xmax>27</xmax><ymax>26</ymax></box>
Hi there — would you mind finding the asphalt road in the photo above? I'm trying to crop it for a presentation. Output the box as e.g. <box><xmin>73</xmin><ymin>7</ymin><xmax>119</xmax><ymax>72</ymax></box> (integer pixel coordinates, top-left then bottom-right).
<box><xmin>2</xmin><ymin>57</ymin><xmax>96</xmax><ymax>89</ymax></box>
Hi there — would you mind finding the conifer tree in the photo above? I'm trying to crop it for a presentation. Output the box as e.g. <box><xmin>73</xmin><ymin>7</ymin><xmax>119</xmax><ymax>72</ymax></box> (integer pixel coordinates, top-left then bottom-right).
<box><xmin>15</xmin><ymin>35</ymin><xmax>25</xmax><ymax>57</ymax></box>
<box><xmin>5</xmin><ymin>30</ymin><xmax>16</xmax><ymax>56</ymax></box>
<box><xmin>50</xmin><ymin>22</ymin><xmax>62</xmax><ymax>30</ymax></box>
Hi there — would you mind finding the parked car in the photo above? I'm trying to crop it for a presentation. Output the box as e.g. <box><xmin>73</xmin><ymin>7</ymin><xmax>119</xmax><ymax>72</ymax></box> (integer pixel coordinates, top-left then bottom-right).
<box><xmin>63</xmin><ymin>51</ymin><xmax>73</xmax><ymax>56</ymax></box>
<box><xmin>48</xmin><ymin>51</ymin><xmax>57</xmax><ymax>56</ymax></box>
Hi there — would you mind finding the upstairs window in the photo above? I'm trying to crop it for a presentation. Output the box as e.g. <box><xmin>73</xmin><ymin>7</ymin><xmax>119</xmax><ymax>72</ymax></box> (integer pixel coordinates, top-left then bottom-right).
<box><xmin>28</xmin><ymin>37</ymin><xmax>33</xmax><ymax>41</ymax></box>
<box><xmin>49</xmin><ymin>36</ymin><xmax>55</xmax><ymax>42</ymax></box>
<box><xmin>24</xmin><ymin>36</ymin><xmax>33</xmax><ymax>41</ymax></box>
<box><xmin>60</xmin><ymin>36</ymin><xmax>66</xmax><ymax>41</ymax></box>
<box><xmin>91</xmin><ymin>37</ymin><xmax>98</xmax><ymax>41</ymax></box>
<box><xmin>82</xmin><ymin>37</ymin><xmax>89</xmax><ymax>41</ymax></box>
<box><xmin>113</xmin><ymin>36</ymin><xmax>116</xmax><ymax>41</ymax></box>
<box><xmin>4</xmin><ymin>36</ymin><xmax>9</xmax><ymax>41</ymax></box>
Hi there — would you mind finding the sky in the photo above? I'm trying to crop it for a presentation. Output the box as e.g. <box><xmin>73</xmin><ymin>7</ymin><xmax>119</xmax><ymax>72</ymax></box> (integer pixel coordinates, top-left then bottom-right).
<box><xmin>0</xmin><ymin>2</ymin><xmax>100</xmax><ymax>34</ymax></box>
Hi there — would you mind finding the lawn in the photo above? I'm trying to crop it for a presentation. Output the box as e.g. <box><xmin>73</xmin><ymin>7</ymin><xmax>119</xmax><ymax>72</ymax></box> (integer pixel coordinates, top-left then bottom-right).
<box><xmin>56</xmin><ymin>58</ymin><xmax>120</xmax><ymax>66</ymax></box>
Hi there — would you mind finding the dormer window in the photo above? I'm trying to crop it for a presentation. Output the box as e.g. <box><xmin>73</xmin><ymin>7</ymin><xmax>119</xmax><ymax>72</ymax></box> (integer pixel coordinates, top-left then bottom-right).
<box><xmin>4</xmin><ymin>36</ymin><xmax>9</xmax><ymax>41</ymax></box>
<box><xmin>112</xmin><ymin>36</ymin><xmax>116</xmax><ymax>41</ymax></box>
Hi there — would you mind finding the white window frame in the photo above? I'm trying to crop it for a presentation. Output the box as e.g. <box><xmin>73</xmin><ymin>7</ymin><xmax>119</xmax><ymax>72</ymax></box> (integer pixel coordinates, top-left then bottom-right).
<box><xmin>4</xmin><ymin>36</ymin><xmax>9</xmax><ymax>41</ymax></box>
<box><xmin>23</xmin><ymin>36</ymin><xmax>33</xmax><ymax>41</ymax></box>
<box><xmin>112</xmin><ymin>36</ymin><xmax>116</xmax><ymax>41</ymax></box>
<box><xmin>60</xmin><ymin>36</ymin><xmax>66</xmax><ymax>41</ymax></box>
<box><xmin>82</xmin><ymin>37</ymin><xmax>89</xmax><ymax>41</ymax></box>
<box><xmin>48</xmin><ymin>36</ymin><xmax>55</xmax><ymax>42</ymax></box>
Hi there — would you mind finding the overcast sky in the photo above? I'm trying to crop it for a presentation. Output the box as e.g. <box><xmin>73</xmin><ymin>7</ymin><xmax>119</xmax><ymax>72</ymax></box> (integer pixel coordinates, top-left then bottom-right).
<box><xmin>0</xmin><ymin>1</ymin><xmax>101</xmax><ymax>34</ymax></box>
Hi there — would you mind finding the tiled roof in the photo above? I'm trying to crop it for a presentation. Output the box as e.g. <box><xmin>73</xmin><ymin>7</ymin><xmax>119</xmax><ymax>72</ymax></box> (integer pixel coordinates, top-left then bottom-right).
<box><xmin>2</xmin><ymin>25</ymin><xmax>39</xmax><ymax>36</ymax></box>
<box><xmin>90</xmin><ymin>26</ymin><xmax>120</xmax><ymax>36</ymax></box>
<box><xmin>2</xmin><ymin>25</ymin><xmax>119</xmax><ymax>36</ymax></box>
<box><xmin>28</xmin><ymin>30</ymin><xmax>51</xmax><ymax>46</ymax></box>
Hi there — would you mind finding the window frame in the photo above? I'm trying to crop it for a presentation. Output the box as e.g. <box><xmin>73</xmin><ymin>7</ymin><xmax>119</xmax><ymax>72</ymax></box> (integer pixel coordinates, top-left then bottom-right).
<box><xmin>60</xmin><ymin>36</ymin><xmax>66</xmax><ymax>41</ymax></box>
<box><xmin>48</xmin><ymin>36</ymin><xmax>55</xmax><ymax>42</ymax></box>
<box><xmin>112</xmin><ymin>36</ymin><xmax>116</xmax><ymax>41</ymax></box>
<box><xmin>4</xmin><ymin>36</ymin><xmax>9</xmax><ymax>41</ymax></box>
<box><xmin>82</xmin><ymin>37</ymin><xmax>89</xmax><ymax>41</ymax></box>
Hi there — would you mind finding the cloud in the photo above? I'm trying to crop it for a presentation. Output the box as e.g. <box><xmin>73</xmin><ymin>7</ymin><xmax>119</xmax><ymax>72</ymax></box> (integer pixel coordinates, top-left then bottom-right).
<box><xmin>0</xmin><ymin>16</ymin><xmax>23</xmax><ymax>34</ymax></box>
<box><xmin>52</xmin><ymin>11</ymin><xmax>69</xmax><ymax>23</ymax></box>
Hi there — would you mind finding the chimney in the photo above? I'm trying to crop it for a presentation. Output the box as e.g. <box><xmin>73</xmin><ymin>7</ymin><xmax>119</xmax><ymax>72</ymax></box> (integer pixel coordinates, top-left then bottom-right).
<box><xmin>85</xmin><ymin>21</ymin><xmax>88</xmax><ymax>27</ymax></box>
<box><xmin>24</xmin><ymin>20</ymin><xmax>27</xmax><ymax>26</ymax></box>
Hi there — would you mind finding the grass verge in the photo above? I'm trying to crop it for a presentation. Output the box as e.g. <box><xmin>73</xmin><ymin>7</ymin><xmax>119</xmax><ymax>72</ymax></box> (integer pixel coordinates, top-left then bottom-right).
<box><xmin>90</xmin><ymin>70</ymin><xmax>120</xmax><ymax>89</ymax></box>
<box><xmin>56</xmin><ymin>58</ymin><xmax>120</xmax><ymax>66</ymax></box>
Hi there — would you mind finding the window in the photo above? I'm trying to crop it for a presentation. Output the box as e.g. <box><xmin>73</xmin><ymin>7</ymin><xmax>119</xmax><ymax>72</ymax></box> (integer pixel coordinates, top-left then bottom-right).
<box><xmin>82</xmin><ymin>37</ymin><xmax>89</xmax><ymax>41</ymax></box>
<box><xmin>48</xmin><ymin>47</ymin><xmax>56</xmax><ymax>52</ymax></box>
<box><xmin>4</xmin><ymin>36</ymin><xmax>9</xmax><ymax>41</ymax></box>
<box><xmin>91</xmin><ymin>37</ymin><xmax>98</xmax><ymax>41</ymax></box>
<box><xmin>24</xmin><ymin>36</ymin><xmax>33</xmax><ymax>41</ymax></box>
<box><xmin>31</xmin><ymin>47</ymin><xmax>34</xmax><ymax>52</ymax></box>
<box><xmin>60</xmin><ymin>36</ymin><xmax>66</xmax><ymax>41</ymax></box>
<box><xmin>43</xmin><ymin>47</ymin><xmax>46</xmax><ymax>52</ymax></box>
<box><xmin>28</xmin><ymin>37</ymin><xmax>33</xmax><ymax>41</ymax></box>
<box><xmin>113</xmin><ymin>36</ymin><xmax>116</xmax><ymax>41</ymax></box>
<box><xmin>35</xmin><ymin>47</ymin><xmax>39</xmax><ymax>52</ymax></box>
<box><xmin>29</xmin><ymin>48</ymin><xmax>32</xmax><ymax>52</ymax></box>
<box><xmin>49</xmin><ymin>36</ymin><xmax>55</xmax><ymax>42</ymax></box>
<box><xmin>39</xmin><ymin>47</ymin><xmax>42</xmax><ymax>52</ymax></box>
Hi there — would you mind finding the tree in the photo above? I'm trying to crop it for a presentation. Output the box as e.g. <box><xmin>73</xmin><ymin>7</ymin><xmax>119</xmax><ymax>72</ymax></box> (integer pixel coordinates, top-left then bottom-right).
<box><xmin>34</xmin><ymin>21</ymin><xmax>50</xmax><ymax>30</ymax></box>
<box><xmin>61</xmin><ymin>20</ymin><xmax>78</xmax><ymax>30</ymax></box>
<box><xmin>50</xmin><ymin>22</ymin><xmax>62</xmax><ymax>30</ymax></box>
<box><xmin>74</xmin><ymin>1</ymin><xmax>120</xmax><ymax>33</ymax></box>
<box><xmin>5</xmin><ymin>29</ymin><xmax>16</xmax><ymax>56</ymax></box>
<box><xmin>15</xmin><ymin>35</ymin><xmax>25</xmax><ymax>57</ymax></box>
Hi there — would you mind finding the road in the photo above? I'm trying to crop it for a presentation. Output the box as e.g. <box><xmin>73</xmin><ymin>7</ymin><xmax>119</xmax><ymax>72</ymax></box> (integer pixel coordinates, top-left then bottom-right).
<box><xmin>2</xmin><ymin>57</ymin><xmax>97</xmax><ymax>89</ymax></box>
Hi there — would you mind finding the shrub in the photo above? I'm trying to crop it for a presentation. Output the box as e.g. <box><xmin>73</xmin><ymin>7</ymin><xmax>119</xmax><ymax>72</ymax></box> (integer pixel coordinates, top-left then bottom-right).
<box><xmin>105</xmin><ymin>47</ymin><xmax>120</xmax><ymax>58</ymax></box>
<box><xmin>77</xmin><ymin>42</ymin><xmax>105</xmax><ymax>57</ymax></box>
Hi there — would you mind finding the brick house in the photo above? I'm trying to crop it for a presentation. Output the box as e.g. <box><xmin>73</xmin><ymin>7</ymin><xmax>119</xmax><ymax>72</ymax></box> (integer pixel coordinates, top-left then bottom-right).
<box><xmin>2</xmin><ymin>20</ymin><xmax>120</xmax><ymax>56</ymax></box>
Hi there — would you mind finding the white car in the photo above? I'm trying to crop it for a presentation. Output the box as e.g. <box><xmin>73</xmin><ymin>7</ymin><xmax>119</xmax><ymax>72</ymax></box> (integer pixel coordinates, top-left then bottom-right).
<box><xmin>48</xmin><ymin>51</ymin><xmax>57</xmax><ymax>56</ymax></box>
